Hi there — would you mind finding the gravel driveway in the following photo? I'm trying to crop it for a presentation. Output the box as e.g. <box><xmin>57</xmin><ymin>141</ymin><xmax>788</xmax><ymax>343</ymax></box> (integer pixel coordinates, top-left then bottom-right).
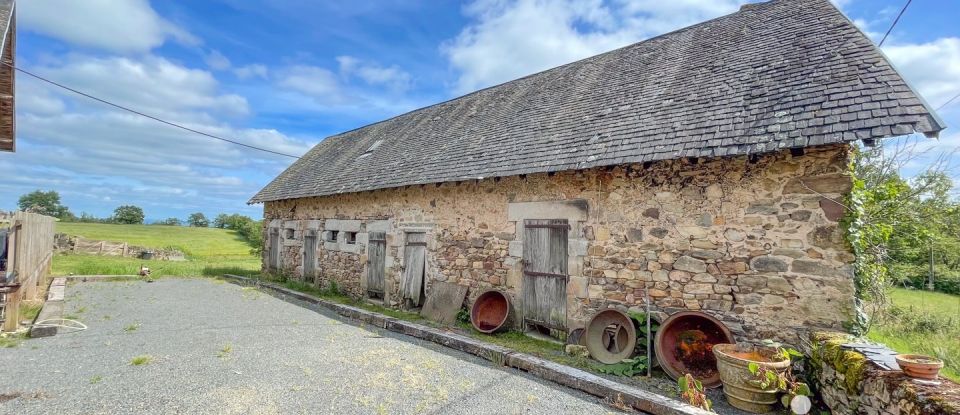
<box><xmin>0</xmin><ymin>278</ymin><xmax>618</xmax><ymax>414</ymax></box>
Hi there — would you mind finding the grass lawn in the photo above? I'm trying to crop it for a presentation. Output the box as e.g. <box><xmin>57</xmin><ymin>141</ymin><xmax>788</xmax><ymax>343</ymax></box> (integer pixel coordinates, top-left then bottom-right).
<box><xmin>56</xmin><ymin>222</ymin><xmax>254</xmax><ymax>258</ymax></box>
<box><xmin>54</xmin><ymin>223</ymin><xmax>260</xmax><ymax>277</ymax></box>
<box><xmin>869</xmin><ymin>288</ymin><xmax>960</xmax><ymax>382</ymax></box>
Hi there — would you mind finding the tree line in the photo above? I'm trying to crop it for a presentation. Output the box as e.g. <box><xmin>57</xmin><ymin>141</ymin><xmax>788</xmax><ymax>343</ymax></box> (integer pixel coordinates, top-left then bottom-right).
<box><xmin>15</xmin><ymin>190</ymin><xmax>263</xmax><ymax>250</ymax></box>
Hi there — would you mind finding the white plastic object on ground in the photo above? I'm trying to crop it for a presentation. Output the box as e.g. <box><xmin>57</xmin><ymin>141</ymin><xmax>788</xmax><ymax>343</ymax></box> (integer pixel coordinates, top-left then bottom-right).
<box><xmin>32</xmin><ymin>319</ymin><xmax>88</xmax><ymax>333</ymax></box>
<box><xmin>790</xmin><ymin>395</ymin><xmax>812</xmax><ymax>414</ymax></box>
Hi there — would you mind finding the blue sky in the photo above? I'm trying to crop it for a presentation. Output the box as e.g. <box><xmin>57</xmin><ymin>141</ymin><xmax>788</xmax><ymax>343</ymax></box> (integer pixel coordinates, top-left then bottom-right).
<box><xmin>1</xmin><ymin>0</ymin><xmax>958</xmax><ymax>222</ymax></box>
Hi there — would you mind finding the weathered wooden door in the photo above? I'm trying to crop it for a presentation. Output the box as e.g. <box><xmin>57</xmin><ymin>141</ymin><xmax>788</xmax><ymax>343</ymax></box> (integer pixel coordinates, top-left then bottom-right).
<box><xmin>522</xmin><ymin>219</ymin><xmax>569</xmax><ymax>331</ymax></box>
<box><xmin>366</xmin><ymin>231</ymin><xmax>386</xmax><ymax>298</ymax></box>
<box><xmin>268</xmin><ymin>227</ymin><xmax>280</xmax><ymax>271</ymax></box>
<box><xmin>303</xmin><ymin>230</ymin><xmax>318</xmax><ymax>283</ymax></box>
<box><xmin>401</xmin><ymin>232</ymin><xmax>427</xmax><ymax>306</ymax></box>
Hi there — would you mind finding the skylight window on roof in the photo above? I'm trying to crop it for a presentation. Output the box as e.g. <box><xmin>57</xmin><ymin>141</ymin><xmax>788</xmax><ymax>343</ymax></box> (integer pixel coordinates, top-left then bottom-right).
<box><xmin>358</xmin><ymin>139</ymin><xmax>383</xmax><ymax>159</ymax></box>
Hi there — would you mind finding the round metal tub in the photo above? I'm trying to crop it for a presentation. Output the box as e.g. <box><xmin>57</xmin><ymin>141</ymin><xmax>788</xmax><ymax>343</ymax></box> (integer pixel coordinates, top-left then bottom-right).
<box><xmin>470</xmin><ymin>290</ymin><xmax>512</xmax><ymax>333</ymax></box>
<box><xmin>654</xmin><ymin>311</ymin><xmax>734</xmax><ymax>388</ymax></box>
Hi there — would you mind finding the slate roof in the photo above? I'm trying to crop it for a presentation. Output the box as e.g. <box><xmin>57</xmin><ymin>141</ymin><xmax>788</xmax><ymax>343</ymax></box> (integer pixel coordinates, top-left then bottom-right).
<box><xmin>251</xmin><ymin>0</ymin><xmax>945</xmax><ymax>204</ymax></box>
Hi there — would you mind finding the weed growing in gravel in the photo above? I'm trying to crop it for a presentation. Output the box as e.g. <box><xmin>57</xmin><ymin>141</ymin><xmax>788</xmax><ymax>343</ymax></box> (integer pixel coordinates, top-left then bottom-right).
<box><xmin>0</xmin><ymin>333</ymin><xmax>23</xmax><ymax>348</ymax></box>
<box><xmin>20</xmin><ymin>301</ymin><xmax>43</xmax><ymax>322</ymax></box>
<box><xmin>130</xmin><ymin>355</ymin><xmax>153</xmax><ymax>366</ymax></box>
<box><xmin>217</xmin><ymin>344</ymin><xmax>232</xmax><ymax>358</ymax></box>
<box><xmin>89</xmin><ymin>375</ymin><xmax>102</xmax><ymax>384</ymax></box>
<box><xmin>123</xmin><ymin>323</ymin><xmax>140</xmax><ymax>332</ymax></box>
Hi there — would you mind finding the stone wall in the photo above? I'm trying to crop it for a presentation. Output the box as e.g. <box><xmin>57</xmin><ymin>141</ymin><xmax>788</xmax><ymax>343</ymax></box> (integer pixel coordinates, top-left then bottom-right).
<box><xmin>54</xmin><ymin>234</ymin><xmax>186</xmax><ymax>261</ymax></box>
<box><xmin>805</xmin><ymin>332</ymin><xmax>960</xmax><ymax>414</ymax></box>
<box><xmin>262</xmin><ymin>144</ymin><xmax>856</xmax><ymax>344</ymax></box>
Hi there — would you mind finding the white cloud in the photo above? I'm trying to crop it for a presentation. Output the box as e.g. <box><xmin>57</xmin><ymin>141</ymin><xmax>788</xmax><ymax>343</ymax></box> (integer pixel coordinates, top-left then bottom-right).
<box><xmin>205</xmin><ymin>50</ymin><xmax>232</xmax><ymax>71</ymax></box>
<box><xmin>5</xmin><ymin>55</ymin><xmax>314</xmax><ymax>218</ymax></box>
<box><xmin>234</xmin><ymin>64</ymin><xmax>269</xmax><ymax>80</ymax></box>
<box><xmin>33</xmin><ymin>55</ymin><xmax>251</xmax><ymax>118</ymax></box>
<box><xmin>442</xmin><ymin>0</ymin><xmax>746</xmax><ymax>93</ymax></box>
<box><xmin>277</xmin><ymin>65</ymin><xmax>345</xmax><ymax>103</ymax></box>
<box><xmin>337</xmin><ymin>56</ymin><xmax>412</xmax><ymax>92</ymax></box>
<box><xmin>883</xmin><ymin>38</ymin><xmax>960</xmax><ymax>113</ymax></box>
<box><xmin>273</xmin><ymin>60</ymin><xmax>423</xmax><ymax>115</ymax></box>
<box><xmin>19</xmin><ymin>0</ymin><xmax>196</xmax><ymax>53</ymax></box>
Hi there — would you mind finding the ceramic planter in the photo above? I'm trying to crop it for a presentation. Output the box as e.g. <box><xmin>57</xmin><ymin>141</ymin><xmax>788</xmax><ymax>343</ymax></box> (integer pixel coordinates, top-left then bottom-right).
<box><xmin>713</xmin><ymin>343</ymin><xmax>791</xmax><ymax>413</ymax></box>
<box><xmin>896</xmin><ymin>354</ymin><xmax>944</xmax><ymax>380</ymax></box>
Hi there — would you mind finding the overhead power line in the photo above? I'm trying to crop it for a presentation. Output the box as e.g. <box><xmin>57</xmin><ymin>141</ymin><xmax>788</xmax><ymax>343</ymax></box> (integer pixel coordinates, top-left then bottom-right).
<box><xmin>878</xmin><ymin>0</ymin><xmax>912</xmax><ymax>47</ymax></box>
<box><xmin>937</xmin><ymin>91</ymin><xmax>960</xmax><ymax>111</ymax></box>
<box><xmin>4</xmin><ymin>62</ymin><xmax>302</xmax><ymax>159</ymax></box>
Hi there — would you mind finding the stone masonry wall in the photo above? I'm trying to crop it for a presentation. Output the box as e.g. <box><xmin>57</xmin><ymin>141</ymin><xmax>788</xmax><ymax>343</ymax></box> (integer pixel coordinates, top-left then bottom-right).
<box><xmin>805</xmin><ymin>332</ymin><xmax>960</xmax><ymax>415</ymax></box>
<box><xmin>262</xmin><ymin>144</ymin><xmax>856</xmax><ymax>345</ymax></box>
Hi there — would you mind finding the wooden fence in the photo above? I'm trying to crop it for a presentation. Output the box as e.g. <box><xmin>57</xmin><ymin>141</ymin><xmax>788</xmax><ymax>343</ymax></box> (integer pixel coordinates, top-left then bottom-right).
<box><xmin>1</xmin><ymin>211</ymin><xmax>55</xmax><ymax>331</ymax></box>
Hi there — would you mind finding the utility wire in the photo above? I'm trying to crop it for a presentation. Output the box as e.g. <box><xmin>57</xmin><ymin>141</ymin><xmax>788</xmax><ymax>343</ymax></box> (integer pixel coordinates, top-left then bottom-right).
<box><xmin>4</xmin><ymin>62</ymin><xmax>302</xmax><ymax>159</ymax></box>
<box><xmin>878</xmin><ymin>0</ymin><xmax>912</xmax><ymax>47</ymax></box>
<box><xmin>936</xmin><ymin>91</ymin><xmax>960</xmax><ymax>111</ymax></box>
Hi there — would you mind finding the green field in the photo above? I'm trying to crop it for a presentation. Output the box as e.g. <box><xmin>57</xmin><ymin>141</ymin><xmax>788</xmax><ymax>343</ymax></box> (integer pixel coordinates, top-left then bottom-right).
<box><xmin>54</xmin><ymin>223</ymin><xmax>260</xmax><ymax>277</ymax></box>
<box><xmin>869</xmin><ymin>288</ymin><xmax>960</xmax><ymax>382</ymax></box>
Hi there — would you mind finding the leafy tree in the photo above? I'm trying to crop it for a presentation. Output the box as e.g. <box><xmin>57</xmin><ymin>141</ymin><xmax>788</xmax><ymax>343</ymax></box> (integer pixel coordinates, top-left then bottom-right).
<box><xmin>847</xmin><ymin>143</ymin><xmax>960</xmax><ymax>333</ymax></box>
<box><xmin>156</xmin><ymin>217</ymin><xmax>182</xmax><ymax>226</ymax></box>
<box><xmin>187</xmin><ymin>212</ymin><xmax>209</xmax><ymax>227</ymax></box>
<box><xmin>17</xmin><ymin>190</ymin><xmax>72</xmax><ymax>219</ymax></box>
<box><xmin>212</xmin><ymin>213</ymin><xmax>262</xmax><ymax>253</ymax></box>
<box><xmin>113</xmin><ymin>205</ymin><xmax>145</xmax><ymax>225</ymax></box>
<box><xmin>213</xmin><ymin>213</ymin><xmax>229</xmax><ymax>229</ymax></box>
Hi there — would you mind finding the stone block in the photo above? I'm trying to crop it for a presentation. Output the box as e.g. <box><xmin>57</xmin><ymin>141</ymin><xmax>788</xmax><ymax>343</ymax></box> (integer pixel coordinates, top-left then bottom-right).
<box><xmin>820</xmin><ymin>198</ymin><xmax>845</xmax><ymax>222</ymax></box>
<box><xmin>738</xmin><ymin>275</ymin><xmax>767</xmax><ymax>289</ymax></box>
<box><xmin>783</xmin><ymin>173</ymin><xmax>852</xmax><ymax>194</ymax></box>
<box><xmin>718</xmin><ymin>261</ymin><xmax>748</xmax><ymax>274</ymax></box>
<box><xmin>723</xmin><ymin>228</ymin><xmax>745</xmax><ymax>242</ymax></box>
<box><xmin>766</xmin><ymin>276</ymin><xmax>792</xmax><ymax>292</ymax></box>
<box><xmin>648</xmin><ymin>227</ymin><xmax>668</xmax><ymax>238</ymax></box>
<box><xmin>690</xmin><ymin>250</ymin><xmax>724</xmax><ymax>260</ymax></box>
<box><xmin>642</xmin><ymin>207</ymin><xmax>660</xmax><ymax>219</ymax></box>
<box><xmin>594</xmin><ymin>226</ymin><xmax>611</xmax><ymax>241</ymax></box>
<box><xmin>808</xmin><ymin>226</ymin><xmax>846</xmax><ymax>250</ymax></box>
<box><xmin>508</xmin><ymin>241</ymin><xmax>523</xmax><ymax>257</ymax></box>
<box><xmin>507</xmin><ymin>199</ymin><xmax>588</xmax><ymax>221</ymax></box>
<box><xmin>745</xmin><ymin>203</ymin><xmax>778</xmax><ymax>215</ymax></box>
<box><xmin>678</xmin><ymin>226</ymin><xmax>707</xmax><ymax>239</ymax></box>
<box><xmin>705</xmin><ymin>184</ymin><xmax>724</xmax><ymax>199</ymax></box>
<box><xmin>626</xmin><ymin>228</ymin><xmax>643</xmax><ymax>242</ymax></box>
<box><xmin>673</xmin><ymin>256</ymin><xmax>707</xmax><ymax>273</ymax></box>
<box><xmin>750</xmin><ymin>256</ymin><xmax>789</xmax><ymax>272</ymax></box>
<box><xmin>692</xmin><ymin>273</ymin><xmax>718</xmax><ymax>283</ymax></box>
<box><xmin>568</xmin><ymin>276</ymin><xmax>589</xmax><ymax>299</ymax></box>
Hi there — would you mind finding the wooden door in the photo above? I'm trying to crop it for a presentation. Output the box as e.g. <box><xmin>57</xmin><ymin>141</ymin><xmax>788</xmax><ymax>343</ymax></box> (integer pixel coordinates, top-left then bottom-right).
<box><xmin>522</xmin><ymin>219</ymin><xmax>569</xmax><ymax>331</ymax></box>
<box><xmin>366</xmin><ymin>232</ymin><xmax>386</xmax><ymax>298</ymax></box>
<box><xmin>401</xmin><ymin>232</ymin><xmax>427</xmax><ymax>306</ymax></box>
<box><xmin>303</xmin><ymin>231</ymin><xmax>318</xmax><ymax>283</ymax></box>
<box><xmin>268</xmin><ymin>228</ymin><xmax>280</xmax><ymax>271</ymax></box>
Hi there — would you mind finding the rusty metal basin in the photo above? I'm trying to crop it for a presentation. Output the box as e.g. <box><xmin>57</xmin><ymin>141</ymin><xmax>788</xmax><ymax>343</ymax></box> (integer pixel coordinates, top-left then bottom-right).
<box><xmin>470</xmin><ymin>289</ymin><xmax>512</xmax><ymax>333</ymax></box>
<box><xmin>585</xmin><ymin>309</ymin><xmax>638</xmax><ymax>364</ymax></box>
<box><xmin>654</xmin><ymin>311</ymin><xmax>734</xmax><ymax>388</ymax></box>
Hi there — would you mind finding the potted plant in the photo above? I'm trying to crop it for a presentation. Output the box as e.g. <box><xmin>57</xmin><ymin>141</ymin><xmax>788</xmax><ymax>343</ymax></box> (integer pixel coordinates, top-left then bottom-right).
<box><xmin>895</xmin><ymin>354</ymin><xmax>944</xmax><ymax>380</ymax></box>
<box><xmin>713</xmin><ymin>343</ymin><xmax>810</xmax><ymax>413</ymax></box>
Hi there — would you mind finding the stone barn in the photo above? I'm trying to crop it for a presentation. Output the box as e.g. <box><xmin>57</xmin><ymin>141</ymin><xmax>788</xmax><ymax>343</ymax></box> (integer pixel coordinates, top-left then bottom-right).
<box><xmin>250</xmin><ymin>0</ymin><xmax>944</xmax><ymax>344</ymax></box>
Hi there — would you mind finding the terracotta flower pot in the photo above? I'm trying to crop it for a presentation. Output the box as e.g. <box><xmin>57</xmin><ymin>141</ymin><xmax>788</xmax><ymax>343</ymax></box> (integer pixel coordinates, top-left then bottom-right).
<box><xmin>713</xmin><ymin>344</ymin><xmax>791</xmax><ymax>414</ymax></box>
<box><xmin>896</xmin><ymin>354</ymin><xmax>944</xmax><ymax>380</ymax></box>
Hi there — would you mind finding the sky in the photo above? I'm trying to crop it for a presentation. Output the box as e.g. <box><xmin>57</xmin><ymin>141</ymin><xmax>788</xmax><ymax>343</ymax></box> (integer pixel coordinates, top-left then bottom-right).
<box><xmin>1</xmin><ymin>0</ymin><xmax>958</xmax><ymax>222</ymax></box>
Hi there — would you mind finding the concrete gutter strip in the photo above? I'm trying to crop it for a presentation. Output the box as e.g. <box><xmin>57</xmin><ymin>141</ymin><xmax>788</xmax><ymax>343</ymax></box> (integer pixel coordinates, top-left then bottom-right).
<box><xmin>220</xmin><ymin>274</ymin><xmax>711</xmax><ymax>415</ymax></box>
<box><xmin>29</xmin><ymin>277</ymin><xmax>66</xmax><ymax>338</ymax></box>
